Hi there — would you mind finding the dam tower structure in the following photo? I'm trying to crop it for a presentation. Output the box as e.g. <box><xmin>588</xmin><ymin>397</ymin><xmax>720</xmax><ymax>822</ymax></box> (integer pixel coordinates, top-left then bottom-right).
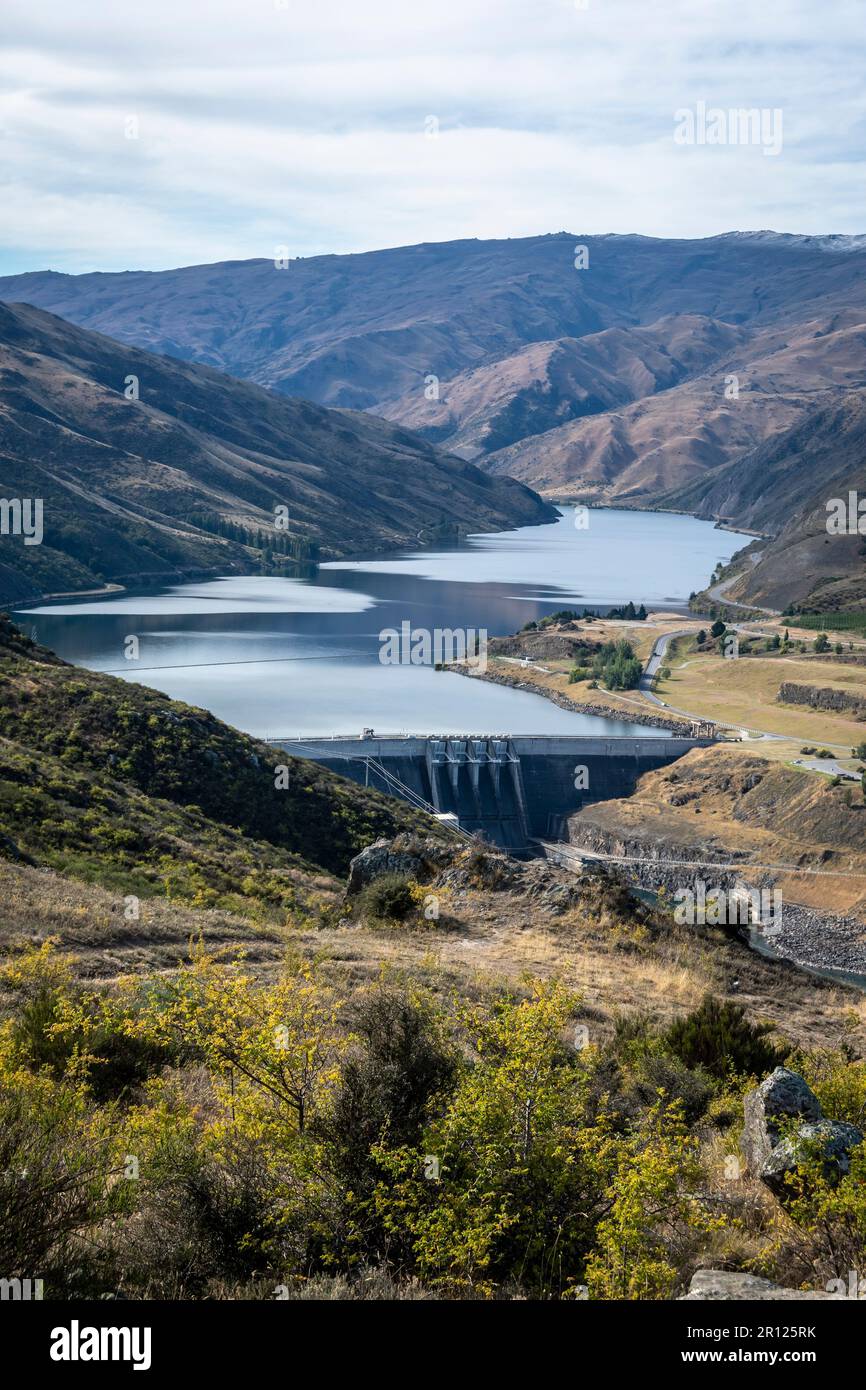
<box><xmin>267</xmin><ymin>733</ymin><xmax>715</xmax><ymax>852</ymax></box>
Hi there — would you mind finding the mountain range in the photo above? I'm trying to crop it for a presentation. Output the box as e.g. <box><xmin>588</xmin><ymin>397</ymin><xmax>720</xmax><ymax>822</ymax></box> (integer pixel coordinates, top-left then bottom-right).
<box><xmin>1</xmin><ymin>230</ymin><xmax>865</xmax><ymax>610</ymax></box>
<box><xmin>0</xmin><ymin>301</ymin><xmax>552</xmax><ymax>605</ymax></box>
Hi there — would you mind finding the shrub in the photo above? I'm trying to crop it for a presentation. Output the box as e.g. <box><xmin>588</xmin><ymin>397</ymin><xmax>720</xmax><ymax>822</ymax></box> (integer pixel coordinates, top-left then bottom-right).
<box><xmin>105</xmin><ymin>1130</ymin><xmax>289</xmax><ymax>1298</ymax></box>
<box><xmin>663</xmin><ymin>996</ymin><xmax>786</xmax><ymax>1081</ymax></box>
<box><xmin>0</xmin><ymin>1081</ymin><xmax>124</xmax><ymax>1288</ymax></box>
<box><xmin>627</xmin><ymin>1051</ymin><xmax>716</xmax><ymax>1124</ymax></box>
<box><xmin>592</xmin><ymin>639</ymin><xmax>642</xmax><ymax>691</ymax></box>
<box><xmin>357</xmin><ymin>873</ymin><xmax>416</xmax><ymax>922</ymax></box>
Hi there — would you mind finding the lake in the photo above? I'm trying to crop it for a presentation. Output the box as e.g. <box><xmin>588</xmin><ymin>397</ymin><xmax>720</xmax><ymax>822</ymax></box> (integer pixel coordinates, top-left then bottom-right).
<box><xmin>17</xmin><ymin>509</ymin><xmax>749</xmax><ymax>739</ymax></box>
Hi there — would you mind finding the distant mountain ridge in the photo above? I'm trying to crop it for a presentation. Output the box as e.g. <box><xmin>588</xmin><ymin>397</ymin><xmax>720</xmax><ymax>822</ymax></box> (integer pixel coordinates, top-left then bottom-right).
<box><xmin>3</xmin><ymin>230</ymin><xmax>865</xmax><ymax>610</ymax></box>
<box><xmin>6</xmin><ymin>230</ymin><xmax>866</xmax><ymax>508</ymax></box>
<box><xmin>0</xmin><ymin>301</ymin><xmax>553</xmax><ymax>605</ymax></box>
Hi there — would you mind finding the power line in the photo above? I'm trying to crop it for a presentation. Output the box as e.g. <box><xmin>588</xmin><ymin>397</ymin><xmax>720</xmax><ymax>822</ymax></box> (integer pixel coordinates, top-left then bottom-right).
<box><xmin>100</xmin><ymin>651</ymin><xmax>368</xmax><ymax>674</ymax></box>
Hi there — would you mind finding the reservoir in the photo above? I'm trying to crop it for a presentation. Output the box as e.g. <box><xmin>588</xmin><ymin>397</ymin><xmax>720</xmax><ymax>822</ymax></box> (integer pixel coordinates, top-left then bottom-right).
<box><xmin>17</xmin><ymin>509</ymin><xmax>749</xmax><ymax>739</ymax></box>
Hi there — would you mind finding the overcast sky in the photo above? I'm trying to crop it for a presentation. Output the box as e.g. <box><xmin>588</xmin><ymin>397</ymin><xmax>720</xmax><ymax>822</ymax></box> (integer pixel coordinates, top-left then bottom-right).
<box><xmin>1</xmin><ymin>0</ymin><xmax>864</xmax><ymax>274</ymax></box>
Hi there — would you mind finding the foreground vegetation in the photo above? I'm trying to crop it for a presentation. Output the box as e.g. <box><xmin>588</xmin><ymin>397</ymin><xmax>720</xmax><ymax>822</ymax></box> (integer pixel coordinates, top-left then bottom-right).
<box><xmin>1</xmin><ymin>940</ymin><xmax>864</xmax><ymax>1301</ymax></box>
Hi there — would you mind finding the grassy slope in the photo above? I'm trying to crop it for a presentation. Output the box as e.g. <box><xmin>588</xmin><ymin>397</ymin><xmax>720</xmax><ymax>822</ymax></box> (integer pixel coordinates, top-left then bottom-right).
<box><xmin>655</xmin><ymin>638</ymin><xmax>866</xmax><ymax>746</ymax></box>
<box><xmin>0</xmin><ymin>615</ymin><xmax>434</xmax><ymax>915</ymax></box>
<box><xmin>0</xmin><ymin>301</ymin><xmax>553</xmax><ymax>604</ymax></box>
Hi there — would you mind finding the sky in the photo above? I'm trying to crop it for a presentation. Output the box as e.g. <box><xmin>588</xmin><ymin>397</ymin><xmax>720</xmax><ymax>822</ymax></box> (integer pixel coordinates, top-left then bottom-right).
<box><xmin>0</xmin><ymin>0</ymin><xmax>864</xmax><ymax>275</ymax></box>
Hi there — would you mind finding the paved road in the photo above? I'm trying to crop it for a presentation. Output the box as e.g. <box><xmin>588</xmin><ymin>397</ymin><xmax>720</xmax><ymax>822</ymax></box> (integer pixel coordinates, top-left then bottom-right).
<box><xmin>639</xmin><ymin>628</ymin><xmax>693</xmax><ymax>701</ymax></box>
<box><xmin>638</xmin><ymin>627</ymin><xmax>797</xmax><ymax>742</ymax></box>
<box><xmin>706</xmin><ymin>557</ymin><xmax>780</xmax><ymax>616</ymax></box>
<box><xmin>793</xmin><ymin>758</ymin><xmax>862</xmax><ymax>781</ymax></box>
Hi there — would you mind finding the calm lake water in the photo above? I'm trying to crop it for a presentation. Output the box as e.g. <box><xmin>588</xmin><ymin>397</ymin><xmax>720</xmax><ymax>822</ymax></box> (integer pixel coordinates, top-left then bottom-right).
<box><xmin>17</xmin><ymin>510</ymin><xmax>749</xmax><ymax>739</ymax></box>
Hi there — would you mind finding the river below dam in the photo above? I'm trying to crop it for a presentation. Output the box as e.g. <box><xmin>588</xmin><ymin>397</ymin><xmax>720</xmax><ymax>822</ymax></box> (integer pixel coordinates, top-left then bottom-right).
<box><xmin>16</xmin><ymin>508</ymin><xmax>750</xmax><ymax>739</ymax></box>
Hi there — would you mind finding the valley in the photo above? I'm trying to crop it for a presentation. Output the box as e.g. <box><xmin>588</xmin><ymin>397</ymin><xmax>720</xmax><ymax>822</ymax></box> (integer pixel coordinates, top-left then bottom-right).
<box><xmin>4</xmin><ymin>0</ymin><xmax>866</xmax><ymax>1325</ymax></box>
<box><xmin>3</xmin><ymin>231</ymin><xmax>863</xmax><ymax>616</ymax></box>
<box><xmin>2</xmin><ymin>233</ymin><xmax>865</xmax><ymax>1312</ymax></box>
<box><xmin>0</xmin><ymin>301</ymin><xmax>552</xmax><ymax>608</ymax></box>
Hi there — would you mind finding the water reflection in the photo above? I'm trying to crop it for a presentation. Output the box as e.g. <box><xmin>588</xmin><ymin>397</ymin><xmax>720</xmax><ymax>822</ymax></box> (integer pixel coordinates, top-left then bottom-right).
<box><xmin>17</xmin><ymin>510</ymin><xmax>749</xmax><ymax>739</ymax></box>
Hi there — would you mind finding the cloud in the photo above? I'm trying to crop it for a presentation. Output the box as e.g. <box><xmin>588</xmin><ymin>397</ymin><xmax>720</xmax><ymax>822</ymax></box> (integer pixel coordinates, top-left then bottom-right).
<box><xmin>0</xmin><ymin>0</ymin><xmax>864</xmax><ymax>272</ymax></box>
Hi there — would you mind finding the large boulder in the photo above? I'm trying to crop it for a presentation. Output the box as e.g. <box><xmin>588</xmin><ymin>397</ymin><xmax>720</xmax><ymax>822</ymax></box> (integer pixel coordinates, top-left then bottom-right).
<box><xmin>742</xmin><ymin>1067</ymin><xmax>822</xmax><ymax>1172</ymax></box>
<box><xmin>741</xmin><ymin>1067</ymin><xmax>863</xmax><ymax>1198</ymax></box>
<box><xmin>346</xmin><ymin>839</ymin><xmax>425</xmax><ymax>896</ymax></box>
<box><xmin>681</xmin><ymin>1270</ymin><xmax>849</xmax><ymax>1301</ymax></box>
<box><xmin>761</xmin><ymin>1120</ymin><xmax>864</xmax><ymax>1197</ymax></box>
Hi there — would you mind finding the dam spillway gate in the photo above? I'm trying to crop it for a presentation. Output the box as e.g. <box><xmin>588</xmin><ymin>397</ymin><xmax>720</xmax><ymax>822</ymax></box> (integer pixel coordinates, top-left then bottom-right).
<box><xmin>267</xmin><ymin>733</ymin><xmax>715</xmax><ymax>852</ymax></box>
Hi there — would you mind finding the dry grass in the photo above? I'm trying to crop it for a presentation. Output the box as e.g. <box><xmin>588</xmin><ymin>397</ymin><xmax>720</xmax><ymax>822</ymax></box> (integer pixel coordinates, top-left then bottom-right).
<box><xmin>0</xmin><ymin>860</ymin><xmax>294</xmax><ymax>980</ymax></box>
<box><xmin>482</xmin><ymin>609</ymin><xmax>866</xmax><ymax>749</ymax></box>
<box><xmin>658</xmin><ymin>649</ymin><xmax>866</xmax><ymax>745</ymax></box>
<box><xmin>3</xmin><ymin>828</ymin><xmax>863</xmax><ymax>1056</ymax></box>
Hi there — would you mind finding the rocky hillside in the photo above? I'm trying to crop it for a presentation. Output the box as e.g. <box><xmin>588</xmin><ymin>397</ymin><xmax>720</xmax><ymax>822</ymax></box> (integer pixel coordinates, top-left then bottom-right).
<box><xmin>667</xmin><ymin>392</ymin><xmax>866</xmax><ymax>613</ymax></box>
<box><xmin>0</xmin><ymin>301</ymin><xmax>553</xmax><ymax>605</ymax></box>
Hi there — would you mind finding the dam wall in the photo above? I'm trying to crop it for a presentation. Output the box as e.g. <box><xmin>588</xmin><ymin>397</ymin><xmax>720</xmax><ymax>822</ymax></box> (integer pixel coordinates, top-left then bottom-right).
<box><xmin>268</xmin><ymin>733</ymin><xmax>713</xmax><ymax>851</ymax></box>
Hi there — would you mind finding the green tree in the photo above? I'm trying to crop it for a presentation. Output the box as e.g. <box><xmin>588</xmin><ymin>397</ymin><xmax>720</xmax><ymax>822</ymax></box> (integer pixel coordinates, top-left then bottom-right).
<box><xmin>372</xmin><ymin>983</ymin><xmax>617</xmax><ymax>1297</ymax></box>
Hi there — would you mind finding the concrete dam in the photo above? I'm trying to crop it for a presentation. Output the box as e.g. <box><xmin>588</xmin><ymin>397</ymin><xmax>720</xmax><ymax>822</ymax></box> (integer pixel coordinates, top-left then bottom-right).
<box><xmin>267</xmin><ymin>733</ymin><xmax>714</xmax><ymax>851</ymax></box>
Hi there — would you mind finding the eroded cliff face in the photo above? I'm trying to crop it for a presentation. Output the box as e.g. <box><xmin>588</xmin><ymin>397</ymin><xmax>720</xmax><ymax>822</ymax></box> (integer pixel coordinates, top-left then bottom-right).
<box><xmin>565</xmin><ymin>746</ymin><xmax>866</xmax><ymax>975</ymax></box>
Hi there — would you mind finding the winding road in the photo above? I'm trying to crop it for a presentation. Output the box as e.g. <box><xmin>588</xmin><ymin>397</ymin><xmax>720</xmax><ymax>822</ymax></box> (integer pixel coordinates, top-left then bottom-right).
<box><xmin>705</xmin><ymin>553</ymin><xmax>780</xmax><ymax>616</ymax></box>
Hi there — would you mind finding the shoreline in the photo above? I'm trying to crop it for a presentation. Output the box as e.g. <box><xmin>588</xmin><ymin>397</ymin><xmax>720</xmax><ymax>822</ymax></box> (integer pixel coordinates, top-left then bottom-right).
<box><xmin>1</xmin><ymin>504</ymin><xmax>558</xmax><ymax>613</ymax></box>
<box><xmin>456</xmin><ymin>664</ymin><xmax>698</xmax><ymax>735</ymax></box>
<box><xmin>6</xmin><ymin>499</ymin><xmax>747</xmax><ymax>613</ymax></box>
<box><xmin>545</xmin><ymin>497</ymin><xmax>767</xmax><ymax>542</ymax></box>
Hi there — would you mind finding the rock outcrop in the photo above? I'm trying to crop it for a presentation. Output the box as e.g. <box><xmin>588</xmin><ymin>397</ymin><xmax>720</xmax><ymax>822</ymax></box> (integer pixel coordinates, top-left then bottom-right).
<box><xmin>742</xmin><ymin>1067</ymin><xmax>823</xmax><ymax>1172</ymax></box>
<box><xmin>346</xmin><ymin>839</ymin><xmax>429</xmax><ymax>896</ymax></box>
<box><xmin>761</xmin><ymin>1120</ymin><xmax>865</xmax><ymax>1196</ymax></box>
<box><xmin>741</xmin><ymin>1067</ymin><xmax>863</xmax><ymax>1197</ymax></box>
<box><xmin>778</xmin><ymin>681</ymin><xmax>866</xmax><ymax>717</ymax></box>
<box><xmin>681</xmin><ymin>1270</ymin><xmax>850</xmax><ymax>1300</ymax></box>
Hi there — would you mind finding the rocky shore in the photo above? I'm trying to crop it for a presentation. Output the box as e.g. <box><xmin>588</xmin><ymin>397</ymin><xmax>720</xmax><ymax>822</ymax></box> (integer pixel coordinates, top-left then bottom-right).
<box><xmin>766</xmin><ymin>902</ymin><xmax>866</xmax><ymax>980</ymax></box>
<box><xmin>460</xmin><ymin>666</ymin><xmax>696</xmax><ymax>735</ymax></box>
